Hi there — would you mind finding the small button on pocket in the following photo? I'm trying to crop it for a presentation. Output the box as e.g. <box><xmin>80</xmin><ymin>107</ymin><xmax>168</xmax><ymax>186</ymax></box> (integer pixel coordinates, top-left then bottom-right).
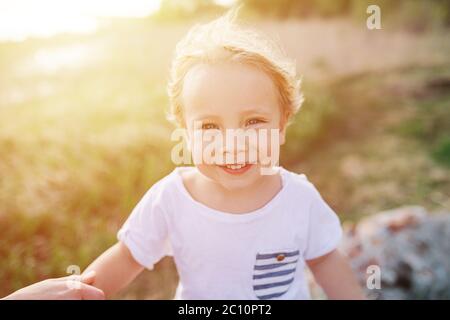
<box><xmin>276</xmin><ymin>254</ymin><xmax>285</xmax><ymax>261</ymax></box>
<box><xmin>253</xmin><ymin>248</ymin><xmax>300</xmax><ymax>300</ymax></box>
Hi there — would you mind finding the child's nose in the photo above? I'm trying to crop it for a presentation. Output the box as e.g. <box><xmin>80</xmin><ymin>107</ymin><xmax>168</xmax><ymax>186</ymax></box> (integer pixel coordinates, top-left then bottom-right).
<box><xmin>219</xmin><ymin>141</ymin><xmax>247</xmax><ymax>164</ymax></box>
<box><xmin>221</xmin><ymin>133</ymin><xmax>247</xmax><ymax>151</ymax></box>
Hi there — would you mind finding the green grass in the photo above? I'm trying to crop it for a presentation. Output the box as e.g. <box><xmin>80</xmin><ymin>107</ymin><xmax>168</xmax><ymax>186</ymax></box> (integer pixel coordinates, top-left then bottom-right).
<box><xmin>432</xmin><ymin>136</ymin><xmax>450</xmax><ymax>167</ymax></box>
<box><xmin>393</xmin><ymin>66</ymin><xmax>450</xmax><ymax>167</ymax></box>
<box><xmin>285</xmin><ymin>65</ymin><xmax>450</xmax><ymax>220</ymax></box>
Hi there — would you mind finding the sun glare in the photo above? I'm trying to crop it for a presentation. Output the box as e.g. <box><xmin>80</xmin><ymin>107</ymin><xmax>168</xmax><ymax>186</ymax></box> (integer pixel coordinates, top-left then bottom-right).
<box><xmin>0</xmin><ymin>0</ymin><xmax>162</xmax><ymax>41</ymax></box>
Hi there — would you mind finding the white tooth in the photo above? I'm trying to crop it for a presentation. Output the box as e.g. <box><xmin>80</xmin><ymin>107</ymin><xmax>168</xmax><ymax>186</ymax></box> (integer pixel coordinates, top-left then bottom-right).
<box><xmin>225</xmin><ymin>164</ymin><xmax>246</xmax><ymax>170</ymax></box>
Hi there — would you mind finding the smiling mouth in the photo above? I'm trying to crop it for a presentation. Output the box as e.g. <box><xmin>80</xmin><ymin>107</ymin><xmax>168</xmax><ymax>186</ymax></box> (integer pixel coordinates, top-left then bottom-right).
<box><xmin>218</xmin><ymin>163</ymin><xmax>253</xmax><ymax>175</ymax></box>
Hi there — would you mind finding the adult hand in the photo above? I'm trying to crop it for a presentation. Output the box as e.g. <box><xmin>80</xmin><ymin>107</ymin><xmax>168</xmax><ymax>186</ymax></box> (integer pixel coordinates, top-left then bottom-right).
<box><xmin>2</xmin><ymin>270</ymin><xmax>105</xmax><ymax>300</ymax></box>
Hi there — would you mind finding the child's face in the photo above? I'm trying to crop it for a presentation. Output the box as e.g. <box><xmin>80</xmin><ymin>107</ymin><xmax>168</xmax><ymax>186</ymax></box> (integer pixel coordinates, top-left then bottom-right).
<box><xmin>181</xmin><ymin>61</ymin><xmax>286</xmax><ymax>191</ymax></box>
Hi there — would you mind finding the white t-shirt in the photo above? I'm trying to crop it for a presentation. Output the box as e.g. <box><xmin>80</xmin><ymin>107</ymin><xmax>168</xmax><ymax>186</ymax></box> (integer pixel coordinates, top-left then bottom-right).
<box><xmin>117</xmin><ymin>166</ymin><xmax>342</xmax><ymax>300</ymax></box>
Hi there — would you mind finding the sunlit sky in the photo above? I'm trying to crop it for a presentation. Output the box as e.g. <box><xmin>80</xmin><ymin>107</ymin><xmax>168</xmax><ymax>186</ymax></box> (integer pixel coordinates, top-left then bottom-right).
<box><xmin>0</xmin><ymin>0</ymin><xmax>236</xmax><ymax>42</ymax></box>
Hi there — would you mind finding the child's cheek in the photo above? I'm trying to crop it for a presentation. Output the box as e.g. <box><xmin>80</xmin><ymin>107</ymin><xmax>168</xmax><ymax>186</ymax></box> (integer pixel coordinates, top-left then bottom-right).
<box><xmin>256</xmin><ymin>128</ymin><xmax>280</xmax><ymax>168</ymax></box>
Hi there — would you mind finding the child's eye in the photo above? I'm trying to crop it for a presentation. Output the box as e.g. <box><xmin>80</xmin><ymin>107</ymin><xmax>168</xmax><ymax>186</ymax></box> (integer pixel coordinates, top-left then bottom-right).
<box><xmin>245</xmin><ymin>118</ymin><xmax>266</xmax><ymax>126</ymax></box>
<box><xmin>201</xmin><ymin>123</ymin><xmax>219</xmax><ymax>130</ymax></box>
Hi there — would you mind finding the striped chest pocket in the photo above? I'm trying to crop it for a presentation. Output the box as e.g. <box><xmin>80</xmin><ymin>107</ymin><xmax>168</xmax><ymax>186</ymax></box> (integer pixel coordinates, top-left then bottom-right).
<box><xmin>253</xmin><ymin>248</ymin><xmax>300</xmax><ymax>300</ymax></box>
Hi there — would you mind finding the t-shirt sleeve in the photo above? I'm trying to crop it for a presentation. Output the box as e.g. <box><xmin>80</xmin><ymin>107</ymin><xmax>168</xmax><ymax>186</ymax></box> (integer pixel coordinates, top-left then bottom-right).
<box><xmin>303</xmin><ymin>183</ymin><xmax>343</xmax><ymax>261</ymax></box>
<box><xmin>117</xmin><ymin>186</ymin><xmax>172</xmax><ymax>270</ymax></box>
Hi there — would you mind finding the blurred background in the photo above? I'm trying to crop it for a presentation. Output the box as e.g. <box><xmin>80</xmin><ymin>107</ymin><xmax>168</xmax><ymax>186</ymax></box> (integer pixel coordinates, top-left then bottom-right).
<box><xmin>0</xmin><ymin>0</ymin><xmax>449</xmax><ymax>299</ymax></box>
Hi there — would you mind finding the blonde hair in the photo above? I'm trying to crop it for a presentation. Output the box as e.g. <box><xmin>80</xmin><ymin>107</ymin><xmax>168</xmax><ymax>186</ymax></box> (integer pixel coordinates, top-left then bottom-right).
<box><xmin>166</xmin><ymin>8</ymin><xmax>304</xmax><ymax>128</ymax></box>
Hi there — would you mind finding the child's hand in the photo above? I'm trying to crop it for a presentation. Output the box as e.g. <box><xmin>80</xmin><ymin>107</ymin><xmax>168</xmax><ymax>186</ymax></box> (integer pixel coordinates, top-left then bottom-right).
<box><xmin>2</xmin><ymin>270</ymin><xmax>105</xmax><ymax>300</ymax></box>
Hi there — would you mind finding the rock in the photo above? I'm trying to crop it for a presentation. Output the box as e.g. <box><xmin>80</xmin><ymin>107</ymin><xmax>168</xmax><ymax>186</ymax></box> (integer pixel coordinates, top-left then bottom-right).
<box><xmin>340</xmin><ymin>206</ymin><xmax>450</xmax><ymax>299</ymax></box>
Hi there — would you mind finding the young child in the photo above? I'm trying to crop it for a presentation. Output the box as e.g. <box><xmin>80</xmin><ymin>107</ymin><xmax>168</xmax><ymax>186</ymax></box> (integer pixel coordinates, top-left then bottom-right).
<box><xmin>83</xmin><ymin>10</ymin><xmax>365</xmax><ymax>300</ymax></box>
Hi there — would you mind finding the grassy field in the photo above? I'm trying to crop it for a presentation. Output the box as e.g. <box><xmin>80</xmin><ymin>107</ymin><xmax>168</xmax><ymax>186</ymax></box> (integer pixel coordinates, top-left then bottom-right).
<box><xmin>0</xmin><ymin>18</ymin><xmax>449</xmax><ymax>298</ymax></box>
